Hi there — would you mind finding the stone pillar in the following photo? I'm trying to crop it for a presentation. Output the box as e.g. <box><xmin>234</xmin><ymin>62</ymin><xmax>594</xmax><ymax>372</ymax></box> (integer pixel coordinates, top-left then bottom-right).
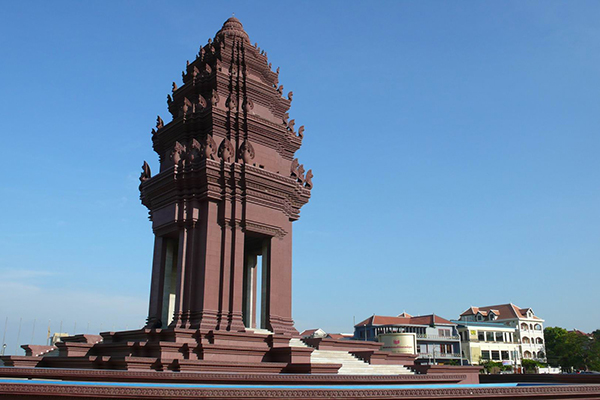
<box><xmin>266</xmin><ymin>231</ymin><xmax>297</xmax><ymax>336</ymax></box>
<box><xmin>146</xmin><ymin>236</ymin><xmax>165</xmax><ymax>328</ymax></box>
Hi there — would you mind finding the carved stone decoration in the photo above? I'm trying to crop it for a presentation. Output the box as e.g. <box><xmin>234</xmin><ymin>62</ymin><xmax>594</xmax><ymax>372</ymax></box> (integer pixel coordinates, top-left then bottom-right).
<box><xmin>276</xmin><ymin>66</ymin><xmax>280</xmax><ymax>74</ymax></box>
<box><xmin>211</xmin><ymin>89</ymin><xmax>220</xmax><ymax>106</ymax></box>
<box><xmin>167</xmin><ymin>94</ymin><xmax>173</xmax><ymax>106</ymax></box>
<box><xmin>290</xmin><ymin>158</ymin><xmax>299</xmax><ymax>179</ymax></box>
<box><xmin>198</xmin><ymin>94</ymin><xmax>207</xmax><ymax>109</ymax></box>
<box><xmin>226</xmin><ymin>95</ymin><xmax>237</xmax><ymax>110</ymax></box>
<box><xmin>156</xmin><ymin>116</ymin><xmax>164</xmax><ymax>129</ymax></box>
<box><xmin>304</xmin><ymin>169</ymin><xmax>313</xmax><ymax>189</ymax></box>
<box><xmin>182</xmin><ymin>97</ymin><xmax>192</xmax><ymax>116</ymax></box>
<box><xmin>297</xmin><ymin>164</ymin><xmax>305</xmax><ymax>184</ymax></box>
<box><xmin>238</xmin><ymin>140</ymin><xmax>255</xmax><ymax>164</ymax></box>
<box><xmin>277</xmin><ymin>85</ymin><xmax>283</xmax><ymax>94</ymax></box>
<box><xmin>282</xmin><ymin>113</ymin><xmax>289</xmax><ymax>124</ymax></box>
<box><xmin>218</xmin><ymin>138</ymin><xmax>234</xmax><ymax>163</ymax></box>
<box><xmin>151</xmin><ymin>128</ymin><xmax>156</xmax><ymax>135</ymax></box>
<box><xmin>198</xmin><ymin>47</ymin><xmax>205</xmax><ymax>60</ymax></box>
<box><xmin>287</xmin><ymin>91</ymin><xmax>293</xmax><ymax>101</ymax></box>
<box><xmin>139</xmin><ymin>161</ymin><xmax>152</xmax><ymax>183</ymax></box>
<box><xmin>243</xmin><ymin>97</ymin><xmax>254</xmax><ymax>113</ymax></box>
<box><xmin>298</xmin><ymin>125</ymin><xmax>305</xmax><ymax>139</ymax></box>
<box><xmin>288</xmin><ymin>119</ymin><xmax>295</xmax><ymax>132</ymax></box>
<box><xmin>187</xmin><ymin>138</ymin><xmax>202</xmax><ymax>164</ymax></box>
<box><xmin>172</xmin><ymin>82</ymin><xmax>178</xmax><ymax>92</ymax></box>
<box><xmin>203</xmin><ymin>135</ymin><xmax>217</xmax><ymax>160</ymax></box>
<box><xmin>170</xmin><ymin>141</ymin><xmax>186</xmax><ymax>168</ymax></box>
<box><xmin>205</xmin><ymin>63</ymin><xmax>212</xmax><ymax>75</ymax></box>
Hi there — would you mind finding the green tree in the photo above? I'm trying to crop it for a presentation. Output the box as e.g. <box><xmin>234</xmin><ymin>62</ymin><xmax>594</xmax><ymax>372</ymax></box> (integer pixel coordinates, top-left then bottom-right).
<box><xmin>544</xmin><ymin>326</ymin><xmax>600</xmax><ymax>372</ymax></box>
<box><xmin>544</xmin><ymin>327</ymin><xmax>568</xmax><ymax>368</ymax></box>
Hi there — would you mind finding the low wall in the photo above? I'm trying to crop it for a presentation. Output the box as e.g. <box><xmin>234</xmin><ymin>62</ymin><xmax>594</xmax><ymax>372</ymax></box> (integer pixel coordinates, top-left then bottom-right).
<box><xmin>481</xmin><ymin>373</ymin><xmax>600</xmax><ymax>385</ymax></box>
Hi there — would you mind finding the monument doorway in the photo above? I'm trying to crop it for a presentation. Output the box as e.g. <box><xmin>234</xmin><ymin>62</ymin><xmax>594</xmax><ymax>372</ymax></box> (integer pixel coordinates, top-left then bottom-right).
<box><xmin>242</xmin><ymin>233</ymin><xmax>271</xmax><ymax>330</ymax></box>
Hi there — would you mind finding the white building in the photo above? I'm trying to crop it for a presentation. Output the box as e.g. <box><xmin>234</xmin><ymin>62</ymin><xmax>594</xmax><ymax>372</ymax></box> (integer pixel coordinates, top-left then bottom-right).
<box><xmin>458</xmin><ymin>303</ymin><xmax>546</xmax><ymax>362</ymax></box>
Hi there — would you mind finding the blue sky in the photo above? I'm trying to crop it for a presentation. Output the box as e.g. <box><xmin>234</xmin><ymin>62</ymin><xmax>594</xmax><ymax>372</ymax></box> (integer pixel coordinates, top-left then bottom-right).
<box><xmin>1</xmin><ymin>1</ymin><xmax>599</xmax><ymax>352</ymax></box>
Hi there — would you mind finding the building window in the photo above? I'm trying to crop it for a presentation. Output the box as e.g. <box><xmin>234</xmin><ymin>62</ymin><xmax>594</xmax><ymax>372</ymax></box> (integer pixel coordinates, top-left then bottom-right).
<box><xmin>536</xmin><ymin>337</ymin><xmax>543</xmax><ymax>344</ymax></box>
<box><xmin>481</xmin><ymin>350</ymin><xmax>490</xmax><ymax>360</ymax></box>
<box><xmin>491</xmin><ymin>350</ymin><xmax>500</xmax><ymax>361</ymax></box>
<box><xmin>478</xmin><ymin>331</ymin><xmax>485</xmax><ymax>341</ymax></box>
<box><xmin>486</xmin><ymin>332</ymin><xmax>494</xmax><ymax>342</ymax></box>
<box><xmin>501</xmin><ymin>351</ymin><xmax>510</xmax><ymax>360</ymax></box>
<box><xmin>521</xmin><ymin>323</ymin><xmax>528</xmax><ymax>330</ymax></box>
<box><xmin>534</xmin><ymin>324</ymin><xmax>542</xmax><ymax>330</ymax></box>
<box><xmin>538</xmin><ymin>351</ymin><xmax>545</xmax><ymax>358</ymax></box>
<box><xmin>439</xmin><ymin>329</ymin><xmax>451</xmax><ymax>337</ymax></box>
<box><xmin>495</xmin><ymin>332</ymin><xmax>504</xmax><ymax>342</ymax></box>
<box><xmin>522</xmin><ymin>337</ymin><xmax>530</xmax><ymax>344</ymax></box>
<box><xmin>524</xmin><ymin>351</ymin><xmax>532</xmax><ymax>359</ymax></box>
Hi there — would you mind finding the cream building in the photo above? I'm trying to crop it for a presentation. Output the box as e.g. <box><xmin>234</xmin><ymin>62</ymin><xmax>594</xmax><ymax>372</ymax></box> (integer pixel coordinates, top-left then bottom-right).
<box><xmin>458</xmin><ymin>303</ymin><xmax>546</xmax><ymax>363</ymax></box>
<box><xmin>453</xmin><ymin>320</ymin><xmax>520</xmax><ymax>366</ymax></box>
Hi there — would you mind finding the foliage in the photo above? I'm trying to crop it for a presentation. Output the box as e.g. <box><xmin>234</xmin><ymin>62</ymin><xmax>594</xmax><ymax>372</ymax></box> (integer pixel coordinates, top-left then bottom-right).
<box><xmin>522</xmin><ymin>359</ymin><xmax>545</xmax><ymax>373</ymax></box>
<box><xmin>544</xmin><ymin>327</ymin><xmax>600</xmax><ymax>372</ymax></box>
<box><xmin>480</xmin><ymin>361</ymin><xmax>511</xmax><ymax>374</ymax></box>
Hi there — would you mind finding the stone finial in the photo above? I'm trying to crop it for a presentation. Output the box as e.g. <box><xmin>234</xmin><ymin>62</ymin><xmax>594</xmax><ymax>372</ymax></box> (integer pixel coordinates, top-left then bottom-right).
<box><xmin>172</xmin><ymin>82</ymin><xmax>178</xmax><ymax>92</ymax></box>
<box><xmin>276</xmin><ymin>67</ymin><xmax>280</xmax><ymax>74</ymax></box>
<box><xmin>288</xmin><ymin>119</ymin><xmax>295</xmax><ymax>132</ymax></box>
<box><xmin>167</xmin><ymin>94</ymin><xmax>173</xmax><ymax>105</ymax></box>
<box><xmin>170</xmin><ymin>141</ymin><xmax>186</xmax><ymax>167</ymax></box>
<box><xmin>297</xmin><ymin>164</ymin><xmax>305</xmax><ymax>184</ymax></box>
<box><xmin>140</xmin><ymin>161</ymin><xmax>152</xmax><ymax>183</ymax></box>
<box><xmin>204</xmin><ymin>135</ymin><xmax>217</xmax><ymax>160</ymax></box>
<box><xmin>156</xmin><ymin>116</ymin><xmax>164</xmax><ymax>129</ymax></box>
<box><xmin>211</xmin><ymin>89</ymin><xmax>220</xmax><ymax>106</ymax></box>
<box><xmin>282</xmin><ymin>113</ymin><xmax>289</xmax><ymax>124</ymax></box>
<box><xmin>226</xmin><ymin>95</ymin><xmax>237</xmax><ymax>110</ymax></box>
<box><xmin>305</xmin><ymin>169</ymin><xmax>313</xmax><ymax>189</ymax></box>
<box><xmin>288</xmin><ymin>91</ymin><xmax>293</xmax><ymax>101</ymax></box>
<box><xmin>187</xmin><ymin>138</ymin><xmax>202</xmax><ymax>164</ymax></box>
<box><xmin>298</xmin><ymin>125</ymin><xmax>305</xmax><ymax>139</ymax></box>
<box><xmin>238</xmin><ymin>140</ymin><xmax>255</xmax><ymax>164</ymax></box>
<box><xmin>290</xmin><ymin>158</ymin><xmax>299</xmax><ymax>179</ymax></box>
<box><xmin>277</xmin><ymin>85</ymin><xmax>283</xmax><ymax>94</ymax></box>
<box><xmin>198</xmin><ymin>94</ymin><xmax>207</xmax><ymax>109</ymax></box>
<box><xmin>183</xmin><ymin>97</ymin><xmax>192</xmax><ymax>116</ymax></box>
<box><xmin>243</xmin><ymin>97</ymin><xmax>254</xmax><ymax>113</ymax></box>
<box><xmin>218</xmin><ymin>138</ymin><xmax>235</xmax><ymax>163</ymax></box>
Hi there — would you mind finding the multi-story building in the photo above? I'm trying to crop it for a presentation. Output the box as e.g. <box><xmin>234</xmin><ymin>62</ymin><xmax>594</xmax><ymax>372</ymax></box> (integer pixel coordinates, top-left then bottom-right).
<box><xmin>354</xmin><ymin>313</ymin><xmax>462</xmax><ymax>365</ymax></box>
<box><xmin>458</xmin><ymin>303</ymin><xmax>546</xmax><ymax>362</ymax></box>
<box><xmin>452</xmin><ymin>320</ymin><xmax>520</xmax><ymax>366</ymax></box>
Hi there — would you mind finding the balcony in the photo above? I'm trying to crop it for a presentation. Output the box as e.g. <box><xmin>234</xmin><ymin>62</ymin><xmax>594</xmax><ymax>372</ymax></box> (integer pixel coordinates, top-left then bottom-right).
<box><xmin>417</xmin><ymin>352</ymin><xmax>462</xmax><ymax>359</ymax></box>
<box><xmin>416</xmin><ymin>334</ymin><xmax>460</xmax><ymax>341</ymax></box>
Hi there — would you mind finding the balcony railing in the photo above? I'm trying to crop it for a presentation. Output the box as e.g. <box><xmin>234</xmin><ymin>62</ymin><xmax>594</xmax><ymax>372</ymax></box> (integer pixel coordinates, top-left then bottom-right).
<box><xmin>417</xmin><ymin>352</ymin><xmax>461</xmax><ymax>359</ymax></box>
<box><xmin>416</xmin><ymin>334</ymin><xmax>460</xmax><ymax>341</ymax></box>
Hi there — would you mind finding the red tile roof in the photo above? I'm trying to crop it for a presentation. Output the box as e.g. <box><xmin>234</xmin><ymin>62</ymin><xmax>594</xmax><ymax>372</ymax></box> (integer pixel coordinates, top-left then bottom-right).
<box><xmin>460</xmin><ymin>303</ymin><xmax>542</xmax><ymax>320</ymax></box>
<box><xmin>355</xmin><ymin>313</ymin><xmax>454</xmax><ymax>327</ymax></box>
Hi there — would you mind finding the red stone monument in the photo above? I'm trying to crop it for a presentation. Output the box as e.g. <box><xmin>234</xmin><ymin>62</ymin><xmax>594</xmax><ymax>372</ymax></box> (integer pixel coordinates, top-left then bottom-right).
<box><xmin>140</xmin><ymin>16</ymin><xmax>311</xmax><ymax>337</ymax></box>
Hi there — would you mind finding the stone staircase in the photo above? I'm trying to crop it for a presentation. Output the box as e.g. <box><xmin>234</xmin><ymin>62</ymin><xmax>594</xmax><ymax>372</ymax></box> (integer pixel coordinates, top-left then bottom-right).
<box><xmin>289</xmin><ymin>338</ymin><xmax>413</xmax><ymax>375</ymax></box>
